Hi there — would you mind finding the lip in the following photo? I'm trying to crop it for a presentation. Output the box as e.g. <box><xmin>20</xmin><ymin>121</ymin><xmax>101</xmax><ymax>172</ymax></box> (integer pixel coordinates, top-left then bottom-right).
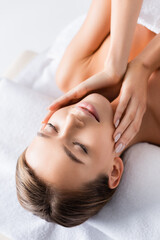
<box><xmin>75</xmin><ymin>102</ymin><xmax>100</xmax><ymax>122</ymax></box>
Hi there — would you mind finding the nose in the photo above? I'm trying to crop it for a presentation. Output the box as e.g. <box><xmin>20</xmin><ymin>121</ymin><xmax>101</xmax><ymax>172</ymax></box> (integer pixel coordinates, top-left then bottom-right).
<box><xmin>59</xmin><ymin>112</ymin><xmax>84</xmax><ymax>139</ymax></box>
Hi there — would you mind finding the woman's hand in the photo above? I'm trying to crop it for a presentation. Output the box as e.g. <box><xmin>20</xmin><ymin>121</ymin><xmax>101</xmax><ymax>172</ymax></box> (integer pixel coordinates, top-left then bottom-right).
<box><xmin>41</xmin><ymin>70</ymin><xmax>123</xmax><ymax>126</ymax></box>
<box><xmin>113</xmin><ymin>60</ymin><xmax>150</xmax><ymax>153</ymax></box>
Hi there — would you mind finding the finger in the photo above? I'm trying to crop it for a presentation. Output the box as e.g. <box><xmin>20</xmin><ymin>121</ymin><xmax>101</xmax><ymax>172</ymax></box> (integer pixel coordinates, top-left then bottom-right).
<box><xmin>114</xmin><ymin>90</ymin><xmax>131</xmax><ymax>128</ymax></box>
<box><xmin>48</xmin><ymin>71</ymin><xmax>112</xmax><ymax>111</ymax></box>
<box><xmin>48</xmin><ymin>85</ymin><xmax>82</xmax><ymax>111</ymax></box>
<box><xmin>44</xmin><ymin>83</ymin><xmax>87</xmax><ymax>122</ymax></box>
<box><xmin>114</xmin><ymin>106</ymin><xmax>145</xmax><ymax>153</ymax></box>
<box><xmin>41</xmin><ymin>110</ymin><xmax>54</xmax><ymax>124</ymax></box>
<box><xmin>48</xmin><ymin>94</ymin><xmax>69</xmax><ymax>111</ymax></box>
<box><xmin>113</xmin><ymin>97</ymin><xmax>138</xmax><ymax>142</ymax></box>
<box><xmin>41</xmin><ymin>123</ymin><xmax>47</xmax><ymax>131</ymax></box>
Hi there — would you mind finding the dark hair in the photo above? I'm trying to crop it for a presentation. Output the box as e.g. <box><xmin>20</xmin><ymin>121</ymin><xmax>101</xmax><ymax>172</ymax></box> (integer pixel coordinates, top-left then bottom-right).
<box><xmin>15</xmin><ymin>148</ymin><xmax>117</xmax><ymax>227</ymax></box>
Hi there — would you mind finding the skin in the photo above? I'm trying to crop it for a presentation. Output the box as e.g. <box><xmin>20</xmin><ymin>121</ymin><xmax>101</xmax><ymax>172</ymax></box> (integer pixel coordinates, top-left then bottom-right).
<box><xmin>54</xmin><ymin>0</ymin><xmax>156</xmax><ymax>156</ymax></box>
<box><xmin>26</xmin><ymin>93</ymin><xmax>124</xmax><ymax>191</ymax></box>
<box><xmin>26</xmin><ymin>70</ymin><xmax>160</xmax><ymax>191</ymax></box>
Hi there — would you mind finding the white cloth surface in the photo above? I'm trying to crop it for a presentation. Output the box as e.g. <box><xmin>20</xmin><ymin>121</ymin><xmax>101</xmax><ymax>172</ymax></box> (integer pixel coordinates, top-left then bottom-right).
<box><xmin>137</xmin><ymin>0</ymin><xmax>160</xmax><ymax>33</ymax></box>
<box><xmin>1</xmin><ymin>12</ymin><xmax>160</xmax><ymax>240</ymax></box>
<box><xmin>1</xmin><ymin>78</ymin><xmax>160</xmax><ymax>240</ymax></box>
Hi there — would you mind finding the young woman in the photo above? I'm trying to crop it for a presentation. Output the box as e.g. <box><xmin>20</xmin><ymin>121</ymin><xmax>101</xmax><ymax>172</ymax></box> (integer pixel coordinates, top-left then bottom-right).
<box><xmin>16</xmin><ymin>0</ymin><xmax>160</xmax><ymax>228</ymax></box>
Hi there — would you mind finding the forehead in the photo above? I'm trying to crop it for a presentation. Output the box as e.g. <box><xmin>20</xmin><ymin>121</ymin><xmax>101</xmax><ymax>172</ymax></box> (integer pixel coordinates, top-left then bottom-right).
<box><xmin>25</xmin><ymin>131</ymin><xmax>110</xmax><ymax>190</ymax></box>
<box><xmin>25</xmin><ymin>137</ymin><xmax>92</xmax><ymax>189</ymax></box>
<box><xmin>25</xmin><ymin>94</ymin><xmax>114</xmax><ymax>189</ymax></box>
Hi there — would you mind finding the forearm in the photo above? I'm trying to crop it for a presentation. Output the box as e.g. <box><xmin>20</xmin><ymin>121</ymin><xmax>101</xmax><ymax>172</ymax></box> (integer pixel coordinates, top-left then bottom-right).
<box><xmin>105</xmin><ymin>32</ymin><xmax>160</xmax><ymax>101</ymax></box>
<box><xmin>105</xmin><ymin>0</ymin><xmax>143</xmax><ymax>77</ymax></box>
<box><xmin>134</xmin><ymin>33</ymin><xmax>160</xmax><ymax>74</ymax></box>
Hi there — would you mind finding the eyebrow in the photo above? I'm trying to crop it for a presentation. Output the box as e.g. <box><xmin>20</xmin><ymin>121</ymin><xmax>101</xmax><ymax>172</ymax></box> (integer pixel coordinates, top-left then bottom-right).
<box><xmin>37</xmin><ymin>132</ymin><xmax>84</xmax><ymax>165</ymax></box>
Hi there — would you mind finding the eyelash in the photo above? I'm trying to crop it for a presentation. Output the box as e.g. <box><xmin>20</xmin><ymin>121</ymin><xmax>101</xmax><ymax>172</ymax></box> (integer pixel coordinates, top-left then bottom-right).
<box><xmin>46</xmin><ymin>123</ymin><xmax>88</xmax><ymax>154</ymax></box>
<box><xmin>73</xmin><ymin>142</ymin><xmax>88</xmax><ymax>154</ymax></box>
<box><xmin>47</xmin><ymin>123</ymin><xmax>57</xmax><ymax>132</ymax></box>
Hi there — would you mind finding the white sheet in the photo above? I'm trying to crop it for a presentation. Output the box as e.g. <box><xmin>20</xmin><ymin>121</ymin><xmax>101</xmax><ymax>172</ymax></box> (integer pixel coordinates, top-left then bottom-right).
<box><xmin>0</xmin><ymin>78</ymin><xmax>160</xmax><ymax>240</ymax></box>
<box><xmin>1</xmin><ymin>14</ymin><xmax>160</xmax><ymax>240</ymax></box>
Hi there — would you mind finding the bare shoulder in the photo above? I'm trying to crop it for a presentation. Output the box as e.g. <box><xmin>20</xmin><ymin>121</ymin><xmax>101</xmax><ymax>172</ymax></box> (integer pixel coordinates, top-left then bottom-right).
<box><xmin>141</xmin><ymin>69</ymin><xmax>160</xmax><ymax>147</ymax></box>
<box><xmin>127</xmin><ymin>69</ymin><xmax>160</xmax><ymax>150</ymax></box>
<box><xmin>147</xmin><ymin>69</ymin><xmax>160</xmax><ymax>126</ymax></box>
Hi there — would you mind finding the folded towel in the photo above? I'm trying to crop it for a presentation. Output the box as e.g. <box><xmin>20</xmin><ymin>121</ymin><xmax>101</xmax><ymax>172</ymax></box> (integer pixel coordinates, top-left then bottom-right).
<box><xmin>0</xmin><ymin>78</ymin><xmax>160</xmax><ymax>240</ymax></box>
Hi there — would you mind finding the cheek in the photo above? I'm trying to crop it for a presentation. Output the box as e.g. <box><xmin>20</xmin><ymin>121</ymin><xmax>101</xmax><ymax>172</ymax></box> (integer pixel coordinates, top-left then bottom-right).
<box><xmin>95</xmin><ymin>125</ymin><xmax>114</xmax><ymax>156</ymax></box>
<box><xmin>94</xmin><ymin>129</ymin><xmax>114</xmax><ymax>171</ymax></box>
<box><xmin>83</xmin><ymin>127</ymin><xmax>109</xmax><ymax>153</ymax></box>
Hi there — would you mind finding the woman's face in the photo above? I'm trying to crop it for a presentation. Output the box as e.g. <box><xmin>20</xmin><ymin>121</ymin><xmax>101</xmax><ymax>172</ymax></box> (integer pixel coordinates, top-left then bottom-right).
<box><xmin>26</xmin><ymin>93</ymin><xmax>123</xmax><ymax>190</ymax></box>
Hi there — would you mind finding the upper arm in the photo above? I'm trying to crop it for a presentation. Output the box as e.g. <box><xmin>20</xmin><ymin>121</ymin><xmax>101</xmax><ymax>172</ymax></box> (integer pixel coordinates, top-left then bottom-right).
<box><xmin>56</xmin><ymin>0</ymin><xmax>111</xmax><ymax>91</ymax></box>
<box><xmin>66</xmin><ymin>0</ymin><xmax>111</xmax><ymax>59</ymax></box>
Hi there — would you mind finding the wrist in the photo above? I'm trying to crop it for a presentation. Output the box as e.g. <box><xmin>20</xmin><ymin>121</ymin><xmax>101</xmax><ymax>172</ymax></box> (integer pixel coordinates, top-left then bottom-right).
<box><xmin>130</xmin><ymin>57</ymin><xmax>152</xmax><ymax>79</ymax></box>
<box><xmin>104</xmin><ymin>58</ymin><xmax>127</xmax><ymax>84</ymax></box>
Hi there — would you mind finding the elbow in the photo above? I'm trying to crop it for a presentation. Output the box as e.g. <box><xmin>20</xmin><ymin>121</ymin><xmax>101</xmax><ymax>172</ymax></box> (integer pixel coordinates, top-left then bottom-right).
<box><xmin>56</xmin><ymin>66</ymin><xmax>82</xmax><ymax>93</ymax></box>
<box><xmin>55</xmin><ymin>66</ymin><xmax>71</xmax><ymax>93</ymax></box>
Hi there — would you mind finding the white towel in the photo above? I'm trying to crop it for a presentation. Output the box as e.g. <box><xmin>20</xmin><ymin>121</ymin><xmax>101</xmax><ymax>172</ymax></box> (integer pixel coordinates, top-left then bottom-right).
<box><xmin>0</xmin><ymin>78</ymin><xmax>160</xmax><ymax>240</ymax></box>
<box><xmin>137</xmin><ymin>0</ymin><xmax>160</xmax><ymax>34</ymax></box>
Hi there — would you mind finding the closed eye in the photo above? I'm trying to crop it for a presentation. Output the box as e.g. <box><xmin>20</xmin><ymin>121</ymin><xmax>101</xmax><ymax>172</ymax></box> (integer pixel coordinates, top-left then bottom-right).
<box><xmin>46</xmin><ymin>123</ymin><xmax>88</xmax><ymax>154</ymax></box>
<box><xmin>73</xmin><ymin>142</ymin><xmax>88</xmax><ymax>154</ymax></box>
<box><xmin>47</xmin><ymin>122</ymin><xmax>58</xmax><ymax>132</ymax></box>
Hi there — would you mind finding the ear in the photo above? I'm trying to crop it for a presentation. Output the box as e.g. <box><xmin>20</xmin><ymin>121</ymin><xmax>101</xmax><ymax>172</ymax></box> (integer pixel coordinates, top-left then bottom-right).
<box><xmin>108</xmin><ymin>157</ymin><xmax>124</xmax><ymax>189</ymax></box>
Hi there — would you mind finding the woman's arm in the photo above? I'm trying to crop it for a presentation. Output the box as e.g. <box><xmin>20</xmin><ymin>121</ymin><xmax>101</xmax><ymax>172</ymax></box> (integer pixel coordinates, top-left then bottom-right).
<box><xmin>113</xmin><ymin>33</ymin><xmax>160</xmax><ymax>152</ymax></box>
<box><xmin>43</xmin><ymin>0</ymin><xmax>145</xmax><ymax>124</ymax></box>
<box><xmin>96</xmin><ymin>31</ymin><xmax>160</xmax><ymax>104</ymax></box>
<box><xmin>56</xmin><ymin>0</ymin><xmax>111</xmax><ymax>91</ymax></box>
<box><xmin>42</xmin><ymin>0</ymin><xmax>145</xmax><ymax>137</ymax></box>
<box><xmin>92</xmin><ymin>31</ymin><xmax>160</xmax><ymax>106</ymax></box>
<box><xmin>105</xmin><ymin>0</ymin><xmax>143</xmax><ymax>79</ymax></box>
<box><xmin>134</xmin><ymin>33</ymin><xmax>160</xmax><ymax>73</ymax></box>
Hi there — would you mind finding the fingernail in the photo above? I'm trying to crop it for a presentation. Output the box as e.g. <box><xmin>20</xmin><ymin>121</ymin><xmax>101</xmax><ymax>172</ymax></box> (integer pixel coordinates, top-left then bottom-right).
<box><xmin>115</xmin><ymin>143</ymin><xmax>125</xmax><ymax>153</ymax></box>
<box><xmin>41</xmin><ymin>123</ymin><xmax>47</xmax><ymax>130</ymax></box>
<box><xmin>48</xmin><ymin>104</ymin><xmax>53</xmax><ymax>108</ymax></box>
<box><xmin>114</xmin><ymin>133</ymin><xmax>121</xmax><ymax>143</ymax></box>
<box><xmin>39</xmin><ymin>124</ymin><xmax>45</xmax><ymax>131</ymax></box>
<box><xmin>115</xmin><ymin>119</ymin><xmax>120</xmax><ymax>128</ymax></box>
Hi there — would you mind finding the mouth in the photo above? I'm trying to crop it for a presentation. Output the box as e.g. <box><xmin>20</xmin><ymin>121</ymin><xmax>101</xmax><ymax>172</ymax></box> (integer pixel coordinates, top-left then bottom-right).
<box><xmin>75</xmin><ymin>102</ymin><xmax>100</xmax><ymax>122</ymax></box>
